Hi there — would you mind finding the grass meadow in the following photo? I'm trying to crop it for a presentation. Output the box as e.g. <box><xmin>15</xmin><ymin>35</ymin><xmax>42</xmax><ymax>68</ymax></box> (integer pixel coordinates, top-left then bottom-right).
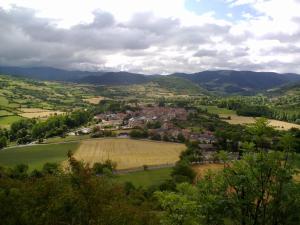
<box><xmin>117</xmin><ymin>167</ymin><xmax>173</xmax><ymax>187</ymax></box>
<box><xmin>0</xmin><ymin>142</ymin><xmax>79</xmax><ymax>170</ymax></box>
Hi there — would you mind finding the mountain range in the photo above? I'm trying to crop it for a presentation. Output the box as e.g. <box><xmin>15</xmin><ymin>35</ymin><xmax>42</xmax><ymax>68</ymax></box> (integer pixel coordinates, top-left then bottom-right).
<box><xmin>1</xmin><ymin>66</ymin><xmax>300</xmax><ymax>95</ymax></box>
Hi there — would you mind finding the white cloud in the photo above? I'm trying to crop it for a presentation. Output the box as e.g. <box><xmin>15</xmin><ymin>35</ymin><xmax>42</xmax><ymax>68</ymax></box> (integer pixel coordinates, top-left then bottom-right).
<box><xmin>0</xmin><ymin>0</ymin><xmax>300</xmax><ymax>74</ymax></box>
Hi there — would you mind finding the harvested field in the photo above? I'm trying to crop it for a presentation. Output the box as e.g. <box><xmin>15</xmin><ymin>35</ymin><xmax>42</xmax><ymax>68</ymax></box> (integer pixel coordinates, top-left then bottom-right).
<box><xmin>193</xmin><ymin>163</ymin><xmax>224</xmax><ymax>180</ymax></box>
<box><xmin>221</xmin><ymin>114</ymin><xmax>300</xmax><ymax>130</ymax></box>
<box><xmin>268</xmin><ymin>119</ymin><xmax>300</xmax><ymax>130</ymax></box>
<box><xmin>84</xmin><ymin>96</ymin><xmax>105</xmax><ymax>104</ymax></box>
<box><xmin>20</xmin><ymin>108</ymin><xmax>64</xmax><ymax>118</ymax></box>
<box><xmin>72</xmin><ymin>138</ymin><xmax>185</xmax><ymax>170</ymax></box>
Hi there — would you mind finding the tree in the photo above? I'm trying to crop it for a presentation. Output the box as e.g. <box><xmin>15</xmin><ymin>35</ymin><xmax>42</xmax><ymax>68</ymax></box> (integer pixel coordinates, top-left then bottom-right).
<box><xmin>157</xmin><ymin>119</ymin><xmax>300</xmax><ymax>225</ymax></box>
<box><xmin>155</xmin><ymin>183</ymin><xmax>198</xmax><ymax>225</ymax></box>
<box><xmin>42</xmin><ymin>162</ymin><xmax>60</xmax><ymax>175</ymax></box>
<box><xmin>171</xmin><ymin>160</ymin><xmax>196</xmax><ymax>183</ymax></box>
<box><xmin>246</xmin><ymin>118</ymin><xmax>275</xmax><ymax>151</ymax></box>
<box><xmin>177</xmin><ymin>133</ymin><xmax>186</xmax><ymax>143</ymax></box>
<box><xmin>0</xmin><ymin>136</ymin><xmax>7</xmax><ymax>149</ymax></box>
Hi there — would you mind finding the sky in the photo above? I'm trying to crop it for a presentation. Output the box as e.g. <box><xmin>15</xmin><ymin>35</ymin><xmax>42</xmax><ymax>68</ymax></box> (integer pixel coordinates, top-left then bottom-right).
<box><xmin>0</xmin><ymin>0</ymin><xmax>300</xmax><ymax>74</ymax></box>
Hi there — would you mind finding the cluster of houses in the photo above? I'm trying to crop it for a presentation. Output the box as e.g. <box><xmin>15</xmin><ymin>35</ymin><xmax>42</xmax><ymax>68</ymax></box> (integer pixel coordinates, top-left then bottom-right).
<box><xmin>93</xmin><ymin>106</ymin><xmax>216</xmax><ymax>144</ymax></box>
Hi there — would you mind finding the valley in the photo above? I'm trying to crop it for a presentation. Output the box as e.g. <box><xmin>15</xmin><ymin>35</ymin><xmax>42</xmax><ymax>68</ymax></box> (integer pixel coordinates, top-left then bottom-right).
<box><xmin>0</xmin><ymin>69</ymin><xmax>299</xmax><ymax>224</ymax></box>
<box><xmin>2</xmin><ymin>1</ymin><xmax>300</xmax><ymax>223</ymax></box>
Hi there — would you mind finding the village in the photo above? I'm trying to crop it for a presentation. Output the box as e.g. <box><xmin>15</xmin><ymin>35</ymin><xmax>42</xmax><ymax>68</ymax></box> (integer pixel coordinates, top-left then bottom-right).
<box><xmin>66</xmin><ymin>105</ymin><xmax>221</xmax><ymax>162</ymax></box>
<box><xmin>92</xmin><ymin>106</ymin><xmax>216</xmax><ymax>142</ymax></box>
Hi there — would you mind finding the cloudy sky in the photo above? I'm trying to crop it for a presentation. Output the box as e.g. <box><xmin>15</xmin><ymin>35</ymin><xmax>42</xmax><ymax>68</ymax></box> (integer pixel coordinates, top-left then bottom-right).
<box><xmin>1</xmin><ymin>0</ymin><xmax>300</xmax><ymax>74</ymax></box>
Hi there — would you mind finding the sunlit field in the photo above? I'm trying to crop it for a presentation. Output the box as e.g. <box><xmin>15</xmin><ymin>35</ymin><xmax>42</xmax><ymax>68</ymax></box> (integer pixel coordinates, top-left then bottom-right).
<box><xmin>72</xmin><ymin>138</ymin><xmax>185</xmax><ymax>170</ymax></box>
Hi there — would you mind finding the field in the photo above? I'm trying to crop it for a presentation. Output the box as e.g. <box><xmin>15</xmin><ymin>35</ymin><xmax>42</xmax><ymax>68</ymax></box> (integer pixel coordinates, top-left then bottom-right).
<box><xmin>0</xmin><ymin>115</ymin><xmax>22</xmax><ymax>128</ymax></box>
<box><xmin>117</xmin><ymin>163</ymin><xmax>226</xmax><ymax>187</ymax></box>
<box><xmin>117</xmin><ymin>167</ymin><xmax>172</xmax><ymax>187</ymax></box>
<box><xmin>199</xmin><ymin>105</ymin><xmax>300</xmax><ymax>130</ymax></box>
<box><xmin>84</xmin><ymin>96</ymin><xmax>105</xmax><ymax>104</ymax></box>
<box><xmin>19</xmin><ymin>108</ymin><xmax>64</xmax><ymax>119</ymax></box>
<box><xmin>0</xmin><ymin>110</ymin><xmax>13</xmax><ymax>116</ymax></box>
<box><xmin>0</xmin><ymin>74</ymin><xmax>99</xmax><ymax>126</ymax></box>
<box><xmin>199</xmin><ymin>105</ymin><xmax>235</xmax><ymax>115</ymax></box>
<box><xmin>0</xmin><ymin>142</ymin><xmax>79</xmax><ymax>170</ymax></box>
<box><xmin>44</xmin><ymin>134</ymin><xmax>91</xmax><ymax>144</ymax></box>
<box><xmin>222</xmin><ymin>114</ymin><xmax>300</xmax><ymax>130</ymax></box>
<box><xmin>72</xmin><ymin>138</ymin><xmax>186</xmax><ymax>170</ymax></box>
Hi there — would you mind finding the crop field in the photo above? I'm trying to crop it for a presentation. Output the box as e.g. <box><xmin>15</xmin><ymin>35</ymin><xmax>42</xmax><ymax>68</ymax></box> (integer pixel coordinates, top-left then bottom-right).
<box><xmin>0</xmin><ymin>75</ymin><xmax>102</xmax><ymax>126</ymax></box>
<box><xmin>84</xmin><ymin>96</ymin><xmax>105</xmax><ymax>104</ymax></box>
<box><xmin>0</xmin><ymin>142</ymin><xmax>79</xmax><ymax>170</ymax></box>
<box><xmin>222</xmin><ymin>114</ymin><xmax>300</xmax><ymax>130</ymax></box>
<box><xmin>72</xmin><ymin>138</ymin><xmax>186</xmax><ymax>170</ymax></box>
<box><xmin>199</xmin><ymin>105</ymin><xmax>235</xmax><ymax>115</ymax></box>
<box><xmin>0</xmin><ymin>115</ymin><xmax>22</xmax><ymax>127</ymax></box>
<box><xmin>0</xmin><ymin>110</ymin><xmax>13</xmax><ymax>116</ymax></box>
<box><xmin>19</xmin><ymin>108</ymin><xmax>64</xmax><ymax>118</ymax></box>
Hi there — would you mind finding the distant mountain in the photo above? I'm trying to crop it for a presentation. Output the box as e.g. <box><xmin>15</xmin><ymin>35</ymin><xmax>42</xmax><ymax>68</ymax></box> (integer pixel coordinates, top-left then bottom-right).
<box><xmin>1</xmin><ymin>66</ymin><xmax>300</xmax><ymax>95</ymax></box>
<box><xmin>267</xmin><ymin>82</ymin><xmax>300</xmax><ymax>97</ymax></box>
<box><xmin>151</xmin><ymin>76</ymin><xmax>207</xmax><ymax>95</ymax></box>
<box><xmin>0</xmin><ymin>66</ymin><xmax>149</xmax><ymax>85</ymax></box>
<box><xmin>0</xmin><ymin>66</ymin><xmax>103</xmax><ymax>81</ymax></box>
<box><xmin>172</xmin><ymin>70</ymin><xmax>300</xmax><ymax>95</ymax></box>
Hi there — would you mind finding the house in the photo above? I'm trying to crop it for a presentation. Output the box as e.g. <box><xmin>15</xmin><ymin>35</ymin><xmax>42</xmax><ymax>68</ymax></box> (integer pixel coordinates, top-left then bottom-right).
<box><xmin>128</xmin><ymin>117</ymin><xmax>146</xmax><ymax>128</ymax></box>
<box><xmin>78</xmin><ymin>127</ymin><xmax>92</xmax><ymax>134</ymax></box>
<box><xmin>198</xmin><ymin>144</ymin><xmax>217</xmax><ymax>151</ymax></box>
<box><xmin>162</xmin><ymin>121</ymin><xmax>174</xmax><ymax>130</ymax></box>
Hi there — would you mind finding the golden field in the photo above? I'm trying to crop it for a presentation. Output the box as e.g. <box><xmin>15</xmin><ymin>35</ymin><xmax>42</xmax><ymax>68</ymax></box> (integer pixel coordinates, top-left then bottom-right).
<box><xmin>84</xmin><ymin>96</ymin><xmax>105</xmax><ymax>104</ymax></box>
<box><xmin>19</xmin><ymin>108</ymin><xmax>64</xmax><ymax>119</ymax></box>
<box><xmin>221</xmin><ymin>114</ymin><xmax>300</xmax><ymax>130</ymax></box>
<box><xmin>72</xmin><ymin>138</ymin><xmax>185</xmax><ymax>170</ymax></box>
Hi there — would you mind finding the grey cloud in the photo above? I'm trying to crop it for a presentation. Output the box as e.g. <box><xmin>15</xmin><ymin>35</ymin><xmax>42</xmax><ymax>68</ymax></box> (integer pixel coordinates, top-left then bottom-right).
<box><xmin>127</xmin><ymin>12</ymin><xmax>180</xmax><ymax>34</ymax></box>
<box><xmin>261</xmin><ymin>45</ymin><xmax>300</xmax><ymax>54</ymax></box>
<box><xmin>194</xmin><ymin>49</ymin><xmax>218</xmax><ymax>57</ymax></box>
<box><xmin>1</xmin><ymin>5</ymin><xmax>300</xmax><ymax>74</ymax></box>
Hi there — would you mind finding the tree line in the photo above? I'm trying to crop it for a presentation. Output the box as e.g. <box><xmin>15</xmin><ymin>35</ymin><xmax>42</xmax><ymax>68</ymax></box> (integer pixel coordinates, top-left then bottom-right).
<box><xmin>0</xmin><ymin>110</ymin><xmax>91</xmax><ymax>148</ymax></box>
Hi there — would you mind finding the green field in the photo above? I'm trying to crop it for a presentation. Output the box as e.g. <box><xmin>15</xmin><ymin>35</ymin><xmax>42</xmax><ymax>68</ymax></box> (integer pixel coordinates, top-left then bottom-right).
<box><xmin>44</xmin><ymin>134</ymin><xmax>91</xmax><ymax>144</ymax></box>
<box><xmin>0</xmin><ymin>110</ymin><xmax>13</xmax><ymax>116</ymax></box>
<box><xmin>199</xmin><ymin>105</ymin><xmax>235</xmax><ymax>115</ymax></box>
<box><xmin>0</xmin><ymin>74</ymin><xmax>99</xmax><ymax>126</ymax></box>
<box><xmin>0</xmin><ymin>96</ymin><xmax>9</xmax><ymax>106</ymax></box>
<box><xmin>117</xmin><ymin>167</ymin><xmax>172</xmax><ymax>187</ymax></box>
<box><xmin>0</xmin><ymin>115</ymin><xmax>22</xmax><ymax>127</ymax></box>
<box><xmin>0</xmin><ymin>142</ymin><xmax>79</xmax><ymax>170</ymax></box>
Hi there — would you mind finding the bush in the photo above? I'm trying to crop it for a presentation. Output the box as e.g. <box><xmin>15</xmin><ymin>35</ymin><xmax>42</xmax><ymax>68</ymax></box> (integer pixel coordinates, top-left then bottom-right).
<box><xmin>0</xmin><ymin>136</ymin><xmax>7</xmax><ymax>149</ymax></box>
<box><xmin>177</xmin><ymin>133</ymin><xmax>186</xmax><ymax>143</ymax></box>
<box><xmin>171</xmin><ymin>161</ymin><xmax>196</xmax><ymax>183</ymax></box>
<box><xmin>150</xmin><ymin>134</ymin><xmax>161</xmax><ymax>141</ymax></box>
<box><xmin>129</xmin><ymin>129</ymin><xmax>148</xmax><ymax>139</ymax></box>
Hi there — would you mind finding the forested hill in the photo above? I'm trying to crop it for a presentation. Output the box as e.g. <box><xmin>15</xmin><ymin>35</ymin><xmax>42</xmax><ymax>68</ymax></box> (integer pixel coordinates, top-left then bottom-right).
<box><xmin>80</xmin><ymin>72</ymin><xmax>150</xmax><ymax>85</ymax></box>
<box><xmin>0</xmin><ymin>66</ymin><xmax>106</xmax><ymax>81</ymax></box>
<box><xmin>268</xmin><ymin>82</ymin><xmax>300</xmax><ymax>97</ymax></box>
<box><xmin>1</xmin><ymin>66</ymin><xmax>300</xmax><ymax>94</ymax></box>
<box><xmin>172</xmin><ymin>70</ymin><xmax>300</xmax><ymax>95</ymax></box>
